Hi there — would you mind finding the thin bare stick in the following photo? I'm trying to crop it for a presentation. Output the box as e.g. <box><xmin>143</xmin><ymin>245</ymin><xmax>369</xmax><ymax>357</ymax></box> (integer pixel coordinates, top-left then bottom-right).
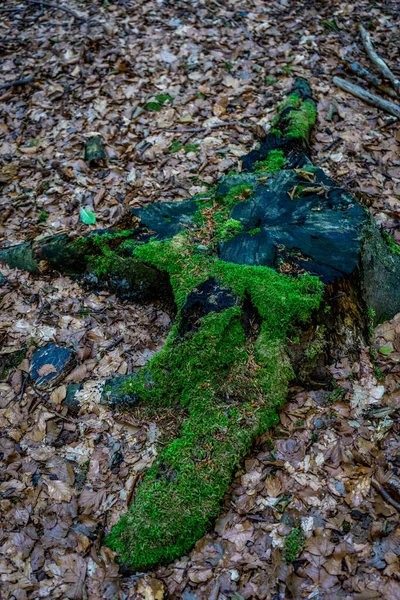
<box><xmin>372</xmin><ymin>478</ymin><xmax>400</xmax><ymax>512</ymax></box>
<box><xmin>359</xmin><ymin>25</ymin><xmax>400</xmax><ymax>94</ymax></box>
<box><xmin>156</xmin><ymin>121</ymin><xmax>254</xmax><ymax>134</ymax></box>
<box><xmin>333</xmin><ymin>77</ymin><xmax>400</xmax><ymax>119</ymax></box>
<box><xmin>343</xmin><ymin>56</ymin><xmax>396</xmax><ymax>98</ymax></box>
<box><xmin>0</xmin><ymin>76</ymin><xmax>34</xmax><ymax>91</ymax></box>
<box><xmin>25</xmin><ymin>0</ymin><xmax>89</xmax><ymax>23</ymax></box>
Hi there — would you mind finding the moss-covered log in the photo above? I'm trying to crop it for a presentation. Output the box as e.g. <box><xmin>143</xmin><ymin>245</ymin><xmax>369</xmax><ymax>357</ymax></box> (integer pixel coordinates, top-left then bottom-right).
<box><xmin>1</xmin><ymin>78</ymin><xmax>400</xmax><ymax>571</ymax></box>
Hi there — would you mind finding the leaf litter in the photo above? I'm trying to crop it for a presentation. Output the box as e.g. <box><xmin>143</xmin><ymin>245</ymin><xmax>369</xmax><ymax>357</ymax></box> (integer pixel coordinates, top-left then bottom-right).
<box><xmin>0</xmin><ymin>0</ymin><xmax>400</xmax><ymax>598</ymax></box>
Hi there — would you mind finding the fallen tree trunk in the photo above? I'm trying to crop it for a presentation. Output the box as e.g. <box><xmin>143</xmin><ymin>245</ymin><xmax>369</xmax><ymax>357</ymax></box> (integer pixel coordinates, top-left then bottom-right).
<box><xmin>1</xmin><ymin>78</ymin><xmax>400</xmax><ymax>571</ymax></box>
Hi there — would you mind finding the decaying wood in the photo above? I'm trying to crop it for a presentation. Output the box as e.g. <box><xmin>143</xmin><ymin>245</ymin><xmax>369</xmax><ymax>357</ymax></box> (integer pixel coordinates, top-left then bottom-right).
<box><xmin>359</xmin><ymin>24</ymin><xmax>400</xmax><ymax>95</ymax></box>
<box><xmin>333</xmin><ymin>77</ymin><xmax>400</xmax><ymax>118</ymax></box>
<box><xmin>342</xmin><ymin>55</ymin><xmax>396</xmax><ymax>98</ymax></box>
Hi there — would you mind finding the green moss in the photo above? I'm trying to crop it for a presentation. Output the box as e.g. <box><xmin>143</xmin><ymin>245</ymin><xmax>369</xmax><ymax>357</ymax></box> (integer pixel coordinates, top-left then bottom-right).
<box><xmin>383</xmin><ymin>232</ymin><xmax>400</xmax><ymax>258</ymax></box>
<box><xmin>272</xmin><ymin>93</ymin><xmax>316</xmax><ymax>141</ymax></box>
<box><xmin>105</xmin><ymin>230</ymin><xmax>323</xmax><ymax>568</ymax></box>
<box><xmin>285</xmin><ymin>100</ymin><xmax>317</xmax><ymax>140</ymax></box>
<box><xmin>248</xmin><ymin>227</ymin><xmax>261</xmax><ymax>236</ymax></box>
<box><xmin>282</xmin><ymin>527</ymin><xmax>305</xmax><ymax>563</ymax></box>
<box><xmin>39</xmin><ymin>210</ymin><xmax>49</xmax><ymax>223</ymax></box>
<box><xmin>216</xmin><ymin>218</ymin><xmax>244</xmax><ymax>241</ymax></box>
<box><xmin>254</xmin><ymin>150</ymin><xmax>286</xmax><ymax>173</ymax></box>
<box><xmin>169</xmin><ymin>140</ymin><xmax>183</xmax><ymax>153</ymax></box>
<box><xmin>1</xmin><ymin>349</ymin><xmax>27</xmax><ymax>379</ymax></box>
<box><xmin>184</xmin><ymin>143</ymin><xmax>200</xmax><ymax>154</ymax></box>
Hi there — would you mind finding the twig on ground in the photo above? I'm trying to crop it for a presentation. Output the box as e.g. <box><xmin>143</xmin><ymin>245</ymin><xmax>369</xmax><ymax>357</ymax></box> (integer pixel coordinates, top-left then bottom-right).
<box><xmin>100</xmin><ymin>336</ymin><xmax>124</xmax><ymax>357</ymax></box>
<box><xmin>333</xmin><ymin>77</ymin><xmax>400</xmax><ymax>119</ymax></box>
<box><xmin>322</xmin><ymin>137</ymin><xmax>343</xmax><ymax>152</ymax></box>
<box><xmin>359</xmin><ymin>25</ymin><xmax>400</xmax><ymax>94</ymax></box>
<box><xmin>372</xmin><ymin>477</ymin><xmax>400</xmax><ymax>512</ymax></box>
<box><xmin>209</xmin><ymin>580</ymin><xmax>221</xmax><ymax>600</ymax></box>
<box><xmin>25</xmin><ymin>0</ymin><xmax>89</xmax><ymax>23</ymax></box>
<box><xmin>342</xmin><ymin>55</ymin><xmax>397</xmax><ymax>98</ymax></box>
<box><xmin>0</xmin><ymin>76</ymin><xmax>34</xmax><ymax>91</ymax></box>
<box><xmin>156</xmin><ymin>121</ymin><xmax>254</xmax><ymax>134</ymax></box>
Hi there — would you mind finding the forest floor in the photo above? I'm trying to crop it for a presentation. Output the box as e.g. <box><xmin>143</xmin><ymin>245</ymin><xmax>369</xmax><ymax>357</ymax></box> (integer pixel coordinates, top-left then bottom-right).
<box><xmin>1</xmin><ymin>0</ymin><xmax>400</xmax><ymax>598</ymax></box>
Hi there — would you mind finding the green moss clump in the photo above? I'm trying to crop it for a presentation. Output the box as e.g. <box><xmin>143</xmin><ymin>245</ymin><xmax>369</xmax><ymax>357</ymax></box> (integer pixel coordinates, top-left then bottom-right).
<box><xmin>254</xmin><ymin>150</ymin><xmax>286</xmax><ymax>173</ymax></box>
<box><xmin>285</xmin><ymin>100</ymin><xmax>317</xmax><ymax>139</ymax></box>
<box><xmin>105</xmin><ymin>232</ymin><xmax>323</xmax><ymax>569</ymax></box>
<box><xmin>272</xmin><ymin>91</ymin><xmax>316</xmax><ymax>142</ymax></box>
<box><xmin>216</xmin><ymin>218</ymin><xmax>244</xmax><ymax>241</ymax></box>
<box><xmin>248</xmin><ymin>227</ymin><xmax>261</xmax><ymax>236</ymax></box>
<box><xmin>383</xmin><ymin>232</ymin><xmax>400</xmax><ymax>258</ymax></box>
<box><xmin>282</xmin><ymin>527</ymin><xmax>305</xmax><ymax>563</ymax></box>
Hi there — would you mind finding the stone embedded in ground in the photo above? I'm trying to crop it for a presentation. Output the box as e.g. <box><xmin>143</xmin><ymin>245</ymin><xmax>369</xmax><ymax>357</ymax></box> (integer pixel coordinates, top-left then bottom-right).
<box><xmin>30</xmin><ymin>343</ymin><xmax>75</xmax><ymax>389</ymax></box>
<box><xmin>62</xmin><ymin>383</ymin><xmax>82</xmax><ymax>417</ymax></box>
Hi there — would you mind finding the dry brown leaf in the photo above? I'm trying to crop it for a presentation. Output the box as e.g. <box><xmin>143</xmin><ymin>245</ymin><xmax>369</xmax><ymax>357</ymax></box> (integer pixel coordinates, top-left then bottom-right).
<box><xmin>50</xmin><ymin>385</ymin><xmax>67</xmax><ymax>405</ymax></box>
<box><xmin>10</xmin><ymin>369</ymin><xmax>23</xmax><ymax>393</ymax></box>
<box><xmin>45</xmin><ymin>478</ymin><xmax>73</xmax><ymax>503</ymax></box>
<box><xmin>65</xmin><ymin>364</ymin><xmax>88</xmax><ymax>383</ymax></box>
<box><xmin>37</xmin><ymin>363</ymin><xmax>58</xmax><ymax>377</ymax></box>
<box><xmin>78</xmin><ymin>488</ymin><xmax>107</xmax><ymax>515</ymax></box>
<box><xmin>137</xmin><ymin>577</ymin><xmax>165</xmax><ymax>600</ymax></box>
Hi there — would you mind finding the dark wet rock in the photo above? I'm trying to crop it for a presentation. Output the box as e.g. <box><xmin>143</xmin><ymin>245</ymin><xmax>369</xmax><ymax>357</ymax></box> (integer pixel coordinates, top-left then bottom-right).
<box><xmin>132</xmin><ymin>198</ymin><xmax>198</xmax><ymax>240</ymax></box>
<box><xmin>102</xmin><ymin>374</ymin><xmax>140</xmax><ymax>408</ymax></box>
<box><xmin>84</xmin><ymin>135</ymin><xmax>106</xmax><ymax>164</ymax></box>
<box><xmin>179</xmin><ymin>277</ymin><xmax>238</xmax><ymax>335</ymax></box>
<box><xmin>30</xmin><ymin>343</ymin><xmax>75</xmax><ymax>389</ymax></box>
<box><xmin>62</xmin><ymin>384</ymin><xmax>82</xmax><ymax>417</ymax></box>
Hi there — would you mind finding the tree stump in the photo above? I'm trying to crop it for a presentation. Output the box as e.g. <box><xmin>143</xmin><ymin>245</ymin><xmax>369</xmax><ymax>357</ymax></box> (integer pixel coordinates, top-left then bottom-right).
<box><xmin>1</xmin><ymin>79</ymin><xmax>400</xmax><ymax>571</ymax></box>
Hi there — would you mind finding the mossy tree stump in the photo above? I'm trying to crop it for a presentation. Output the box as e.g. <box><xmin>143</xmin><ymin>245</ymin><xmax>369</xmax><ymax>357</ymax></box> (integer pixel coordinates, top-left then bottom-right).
<box><xmin>1</xmin><ymin>79</ymin><xmax>400</xmax><ymax>570</ymax></box>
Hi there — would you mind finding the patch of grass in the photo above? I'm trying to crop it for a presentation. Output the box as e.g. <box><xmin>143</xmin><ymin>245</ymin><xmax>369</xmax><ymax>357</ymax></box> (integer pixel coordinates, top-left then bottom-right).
<box><xmin>321</xmin><ymin>18</ymin><xmax>340</xmax><ymax>32</ymax></box>
<box><xmin>169</xmin><ymin>140</ymin><xmax>183</xmax><ymax>153</ymax></box>
<box><xmin>282</xmin><ymin>527</ymin><xmax>305</xmax><ymax>563</ymax></box>
<box><xmin>184</xmin><ymin>143</ymin><xmax>200</xmax><ymax>154</ymax></box>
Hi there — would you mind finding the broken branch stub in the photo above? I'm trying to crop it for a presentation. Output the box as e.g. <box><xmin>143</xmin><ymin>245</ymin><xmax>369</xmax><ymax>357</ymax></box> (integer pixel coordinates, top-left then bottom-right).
<box><xmin>1</xmin><ymin>78</ymin><xmax>400</xmax><ymax>571</ymax></box>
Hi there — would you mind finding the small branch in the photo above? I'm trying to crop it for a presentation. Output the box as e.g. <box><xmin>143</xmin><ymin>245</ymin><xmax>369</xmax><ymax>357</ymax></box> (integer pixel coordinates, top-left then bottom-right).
<box><xmin>156</xmin><ymin>121</ymin><xmax>254</xmax><ymax>134</ymax></box>
<box><xmin>0</xmin><ymin>76</ymin><xmax>34</xmax><ymax>91</ymax></box>
<box><xmin>333</xmin><ymin>77</ymin><xmax>400</xmax><ymax>119</ymax></box>
<box><xmin>342</xmin><ymin>55</ymin><xmax>396</xmax><ymax>98</ymax></box>
<box><xmin>25</xmin><ymin>0</ymin><xmax>89</xmax><ymax>23</ymax></box>
<box><xmin>372</xmin><ymin>477</ymin><xmax>400</xmax><ymax>512</ymax></box>
<box><xmin>100</xmin><ymin>336</ymin><xmax>124</xmax><ymax>357</ymax></box>
<box><xmin>359</xmin><ymin>25</ymin><xmax>400</xmax><ymax>95</ymax></box>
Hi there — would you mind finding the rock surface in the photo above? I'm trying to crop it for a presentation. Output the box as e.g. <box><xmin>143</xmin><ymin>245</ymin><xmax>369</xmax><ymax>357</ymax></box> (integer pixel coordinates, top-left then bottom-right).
<box><xmin>30</xmin><ymin>343</ymin><xmax>75</xmax><ymax>389</ymax></box>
